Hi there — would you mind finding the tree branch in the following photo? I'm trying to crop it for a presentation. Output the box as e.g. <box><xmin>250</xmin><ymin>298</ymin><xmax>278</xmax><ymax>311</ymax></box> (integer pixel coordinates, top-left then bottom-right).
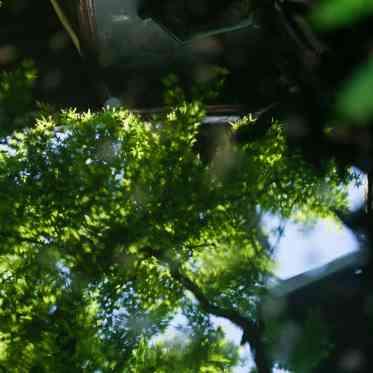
<box><xmin>166</xmin><ymin>261</ymin><xmax>272</xmax><ymax>373</ymax></box>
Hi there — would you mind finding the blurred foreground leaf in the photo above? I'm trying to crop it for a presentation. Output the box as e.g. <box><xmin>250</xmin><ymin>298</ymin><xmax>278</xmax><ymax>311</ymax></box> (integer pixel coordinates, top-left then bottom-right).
<box><xmin>336</xmin><ymin>58</ymin><xmax>373</xmax><ymax>123</ymax></box>
<box><xmin>311</xmin><ymin>0</ymin><xmax>373</xmax><ymax>29</ymax></box>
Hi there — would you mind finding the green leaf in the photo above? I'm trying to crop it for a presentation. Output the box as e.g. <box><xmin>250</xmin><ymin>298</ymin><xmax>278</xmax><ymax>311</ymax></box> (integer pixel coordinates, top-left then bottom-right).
<box><xmin>336</xmin><ymin>58</ymin><xmax>373</xmax><ymax>123</ymax></box>
<box><xmin>311</xmin><ymin>0</ymin><xmax>373</xmax><ymax>29</ymax></box>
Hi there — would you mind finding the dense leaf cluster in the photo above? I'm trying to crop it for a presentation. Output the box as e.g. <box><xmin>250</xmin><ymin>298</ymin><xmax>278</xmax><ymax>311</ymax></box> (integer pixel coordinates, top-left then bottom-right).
<box><xmin>0</xmin><ymin>83</ymin><xmax>349</xmax><ymax>371</ymax></box>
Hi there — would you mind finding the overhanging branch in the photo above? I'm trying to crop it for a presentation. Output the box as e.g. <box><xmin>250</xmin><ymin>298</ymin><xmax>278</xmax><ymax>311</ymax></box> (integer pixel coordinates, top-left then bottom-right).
<box><xmin>166</xmin><ymin>260</ymin><xmax>272</xmax><ymax>373</ymax></box>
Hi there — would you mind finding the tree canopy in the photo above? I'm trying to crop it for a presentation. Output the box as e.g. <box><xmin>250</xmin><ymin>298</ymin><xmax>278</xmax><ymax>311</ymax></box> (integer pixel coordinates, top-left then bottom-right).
<box><xmin>0</xmin><ymin>64</ymin><xmax>350</xmax><ymax>372</ymax></box>
<box><xmin>1</xmin><ymin>0</ymin><xmax>372</xmax><ymax>372</ymax></box>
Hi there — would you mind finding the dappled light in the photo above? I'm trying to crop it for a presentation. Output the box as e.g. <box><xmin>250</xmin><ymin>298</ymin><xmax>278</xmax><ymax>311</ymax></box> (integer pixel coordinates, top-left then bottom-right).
<box><xmin>1</xmin><ymin>1</ymin><xmax>373</xmax><ymax>372</ymax></box>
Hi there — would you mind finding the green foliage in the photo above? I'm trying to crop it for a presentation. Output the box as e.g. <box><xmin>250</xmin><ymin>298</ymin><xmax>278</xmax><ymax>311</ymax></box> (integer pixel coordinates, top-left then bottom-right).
<box><xmin>289</xmin><ymin>310</ymin><xmax>333</xmax><ymax>373</ymax></box>
<box><xmin>311</xmin><ymin>0</ymin><xmax>373</xmax><ymax>29</ymax></box>
<box><xmin>0</xmin><ymin>76</ymin><xmax>350</xmax><ymax>371</ymax></box>
<box><xmin>268</xmin><ymin>310</ymin><xmax>333</xmax><ymax>373</ymax></box>
<box><xmin>163</xmin><ymin>67</ymin><xmax>229</xmax><ymax>107</ymax></box>
<box><xmin>336</xmin><ymin>58</ymin><xmax>373</xmax><ymax>123</ymax></box>
<box><xmin>312</xmin><ymin>0</ymin><xmax>373</xmax><ymax>124</ymax></box>
<box><xmin>127</xmin><ymin>327</ymin><xmax>239</xmax><ymax>372</ymax></box>
<box><xmin>0</xmin><ymin>60</ymin><xmax>38</xmax><ymax>136</ymax></box>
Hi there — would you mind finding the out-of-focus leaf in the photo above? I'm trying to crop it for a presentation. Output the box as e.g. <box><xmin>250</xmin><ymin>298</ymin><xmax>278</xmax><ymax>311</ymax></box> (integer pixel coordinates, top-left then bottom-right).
<box><xmin>336</xmin><ymin>58</ymin><xmax>373</xmax><ymax>123</ymax></box>
<box><xmin>311</xmin><ymin>0</ymin><xmax>373</xmax><ymax>29</ymax></box>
